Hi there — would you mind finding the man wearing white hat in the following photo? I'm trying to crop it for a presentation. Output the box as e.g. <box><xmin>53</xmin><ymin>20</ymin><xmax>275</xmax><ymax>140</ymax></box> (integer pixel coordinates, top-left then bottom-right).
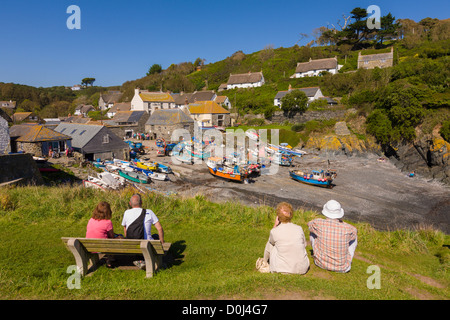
<box><xmin>307</xmin><ymin>200</ymin><xmax>357</xmax><ymax>273</ymax></box>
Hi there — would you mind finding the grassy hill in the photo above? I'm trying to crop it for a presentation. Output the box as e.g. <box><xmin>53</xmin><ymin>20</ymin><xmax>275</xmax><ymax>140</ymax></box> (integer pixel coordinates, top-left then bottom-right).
<box><xmin>0</xmin><ymin>185</ymin><xmax>448</xmax><ymax>300</ymax></box>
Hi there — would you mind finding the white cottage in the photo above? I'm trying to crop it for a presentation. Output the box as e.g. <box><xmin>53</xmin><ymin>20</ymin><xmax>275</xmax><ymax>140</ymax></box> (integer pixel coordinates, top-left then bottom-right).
<box><xmin>226</xmin><ymin>71</ymin><xmax>265</xmax><ymax>89</ymax></box>
<box><xmin>274</xmin><ymin>86</ymin><xmax>324</xmax><ymax>108</ymax></box>
<box><xmin>131</xmin><ymin>88</ymin><xmax>175</xmax><ymax>114</ymax></box>
<box><xmin>292</xmin><ymin>57</ymin><xmax>342</xmax><ymax>78</ymax></box>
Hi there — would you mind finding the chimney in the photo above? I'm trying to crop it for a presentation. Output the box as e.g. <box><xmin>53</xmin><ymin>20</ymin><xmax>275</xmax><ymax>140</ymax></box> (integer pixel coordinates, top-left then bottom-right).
<box><xmin>135</xmin><ymin>88</ymin><xmax>140</xmax><ymax>96</ymax></box>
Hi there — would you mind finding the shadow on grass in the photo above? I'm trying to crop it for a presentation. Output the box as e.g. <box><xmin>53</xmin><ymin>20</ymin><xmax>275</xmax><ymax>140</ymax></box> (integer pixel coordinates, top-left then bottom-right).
<box><xmin>90</xmin><ymin>240</ymin><xmax>187</xmax><ymax>274</ymax></box>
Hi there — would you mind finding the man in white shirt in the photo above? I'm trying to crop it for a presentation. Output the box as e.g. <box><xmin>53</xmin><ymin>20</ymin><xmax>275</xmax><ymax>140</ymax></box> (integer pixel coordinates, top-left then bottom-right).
<box><xmin>122</xmin><ymin>194</ymin><xmax>165</xmax><ymax>243</ymax></box>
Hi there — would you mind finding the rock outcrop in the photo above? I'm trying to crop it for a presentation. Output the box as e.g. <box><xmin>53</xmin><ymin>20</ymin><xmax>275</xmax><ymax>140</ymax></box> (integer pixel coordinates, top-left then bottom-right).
<box><xmin>390</xmin><ymin>136</ymin><xmax>450</xmax><ymax>185</ymax></box>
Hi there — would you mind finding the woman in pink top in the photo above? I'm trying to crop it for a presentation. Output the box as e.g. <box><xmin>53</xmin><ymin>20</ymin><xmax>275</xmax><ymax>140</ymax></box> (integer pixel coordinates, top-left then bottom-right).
<box><xmin>86</xmin><ymin>202</ymin><xmax>115</xmax><ymax>239</ymax></box>
<box><xmin>86</xmin><ymin>202</ymin><xmax>121</xmax><ymax>268</ymax></box>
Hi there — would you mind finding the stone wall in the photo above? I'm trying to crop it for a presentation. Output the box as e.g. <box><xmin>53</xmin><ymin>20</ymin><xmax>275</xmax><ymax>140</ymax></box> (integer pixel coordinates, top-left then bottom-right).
<box><xmin>0</xmin><ymin>116</ymin><xmax>9</xmax><ymax>155</ymax></box>
<box><xmin>0</xmin><ymin>153</ymin><xmax>44</xmax><ymax>185</ymax></box>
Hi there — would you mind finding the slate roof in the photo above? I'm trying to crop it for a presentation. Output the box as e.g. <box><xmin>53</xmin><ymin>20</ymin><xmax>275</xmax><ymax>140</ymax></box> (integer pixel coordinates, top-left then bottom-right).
<box><xmin>54</xmin><ymin>123</ymin><xmax>104</xmax><ymax>148</ymax></box>
<box><xmin>227</xmin><ymin>72</ymin><xmax>264</xmax><ymax>85</ymax></box>
<box><xmin>112</xmin><ymin>111</ymin><xmax>147</xmax><ymax>123</ymax></box>
<box><xmin>171</xmin><ymin>91</ymin><xmax>216</xmax><ymax>105</ymax></box>
<box><xmin>275</xmin><ymin>87</ymin><xmax>321</xmax><ymax>99</ymax></box>
<box><xmin>146</xmin><ymin>109</ymin><xmax>194</xmax><ymax>126</ymax></box>
<box><xmin>295</xmin><ymin>57</ymin><xmax>338</xmax><ymax>73</ymax></box>
<box><xmin>10</xmin><ymin>124</ymin><xmax>72</xmax><ymax>142</ymax></box>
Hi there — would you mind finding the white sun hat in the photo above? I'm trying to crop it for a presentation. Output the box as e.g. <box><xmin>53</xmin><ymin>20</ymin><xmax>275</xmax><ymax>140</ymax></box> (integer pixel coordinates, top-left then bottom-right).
<box><xmin>322</xmin><ymin>200</ymin><xmax>344</xmax><ymax>219</ymax></box>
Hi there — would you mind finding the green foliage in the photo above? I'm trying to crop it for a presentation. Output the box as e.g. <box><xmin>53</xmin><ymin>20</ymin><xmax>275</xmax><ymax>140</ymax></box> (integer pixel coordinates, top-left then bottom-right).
<box><xmin>440</xmin><ymin>120</ymin><xmax>450</xmax><ymax>143</ymax></box>
<box><xmin>280</xmin><ymin>90</ymin><xmax>308</xmax><ymax>113</ymax></box>
<box><xmin>147</xmin><ymin>64</ymin><xmax>162</xmax><ymax>76</ymax></box>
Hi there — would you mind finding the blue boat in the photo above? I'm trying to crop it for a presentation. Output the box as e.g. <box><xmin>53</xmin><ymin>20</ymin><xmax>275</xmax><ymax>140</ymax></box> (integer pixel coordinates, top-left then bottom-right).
<box><xmin>289</xmin><ymin>169</ymin><xmax>337</xmax><ymax>188</ymax></box>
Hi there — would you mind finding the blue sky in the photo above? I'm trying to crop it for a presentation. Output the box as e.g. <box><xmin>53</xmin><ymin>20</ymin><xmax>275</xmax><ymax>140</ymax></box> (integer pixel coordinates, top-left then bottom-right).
<box><xmin>0</xmin><ymin>0</ymin><xmax>448</xmax><ymax>88</ymax></box>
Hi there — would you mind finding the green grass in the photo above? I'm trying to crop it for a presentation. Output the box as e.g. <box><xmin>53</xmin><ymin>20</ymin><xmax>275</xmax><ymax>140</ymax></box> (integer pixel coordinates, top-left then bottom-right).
<box><xmin>0</xmin><ymin>185</ymin><xmax>448</xmax><ymax>300</ymax></box>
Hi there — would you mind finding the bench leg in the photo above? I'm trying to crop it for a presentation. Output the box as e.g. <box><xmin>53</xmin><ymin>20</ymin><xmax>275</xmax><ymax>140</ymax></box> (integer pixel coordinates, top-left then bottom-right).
<box><xmin>67</xmin><ymin>239</ymin><xmax>89</xmax><ymax>277</ymax></box>
<box><xmin>140</xmin><ymin>242</ymin><xmax>157</xmax><ymax>278</ymax></box>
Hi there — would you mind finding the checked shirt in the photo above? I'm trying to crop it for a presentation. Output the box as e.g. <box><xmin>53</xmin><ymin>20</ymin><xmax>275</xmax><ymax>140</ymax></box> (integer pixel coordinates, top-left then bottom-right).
<box><xmin>307</xmin><ymin>218</ymin><xmax>357</xmax><ymax>272</ymax></box>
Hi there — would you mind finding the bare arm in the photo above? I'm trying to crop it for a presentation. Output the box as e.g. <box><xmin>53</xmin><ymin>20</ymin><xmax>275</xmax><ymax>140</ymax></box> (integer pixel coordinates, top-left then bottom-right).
<box><xmin>154</xmin><ymin>221</ymin><xmax>164</xmax><ymax>244</ymax></box>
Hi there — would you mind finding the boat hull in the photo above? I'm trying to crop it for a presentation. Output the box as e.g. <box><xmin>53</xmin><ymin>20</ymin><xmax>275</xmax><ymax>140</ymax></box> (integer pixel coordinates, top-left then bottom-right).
<box><xmin>118</xmin><ymin>170</ymin><xmax>150</xmax><ymax>184</ymax></box>
<box><xmin>289</xmin><ymin>171</ymin><xmax>332</xmax><ymax>188</ymax></box>
<box><xmin>208</xmin><ymin>166</ymin><xmax>245</xmax><ymax>182</ymax></box>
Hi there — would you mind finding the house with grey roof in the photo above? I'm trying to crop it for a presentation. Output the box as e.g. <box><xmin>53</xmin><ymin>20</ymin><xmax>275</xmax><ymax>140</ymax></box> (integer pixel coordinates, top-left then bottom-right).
<box><xmin>292</xmin><ymin>57</ymin><xmax>342</xmax><ymax>78</ymax></box>
<box><xmin>54</xmin><ymin>123</ymin><xmax>129</xmax><ymax>161</ymax></box>
<box><xmin>74</xmin><ymin>104</ymin><xmax>95</xmax><ymax>117</ymax></box>
<box><xmin>106</xmin><ymin>102</ymin><xmax>131</xmax><ymax>118</ymax></box>
<box><xmin>104</xmin><ymin>110</ymin><xmax>149</xmax><ymax>138</ymax></box>
<box><xmin>226</xmin><ymin>71</ymin><xmax>265</xmax><ymax>89</ymax></box>
<box><xmin>171</xmin><ymin>90</ymin><xmax>217</xmax><ymax>108</ymax></box>
<box><xmin>145</xmin><ymin>109</ymin><xmax>194</xmax><ymax>141</ymax></box>
<box><xmin>99</xmin><ymin>91</ymin><xmax>124</xmax><ymax>111</ymax></box>
<box><xmin>357</xmin><ymin>47</ymin><xmax>394</xmax><ymax>70</ymax></box>
<box><xmin>9</xmin><ymin>124</ymin><xmax>72</xmax><ymax>157</ymax></box>
<box><xmin>274</xmin><ymin>86</ymin><xmax>325</xmax><ymax>108</ymax></box>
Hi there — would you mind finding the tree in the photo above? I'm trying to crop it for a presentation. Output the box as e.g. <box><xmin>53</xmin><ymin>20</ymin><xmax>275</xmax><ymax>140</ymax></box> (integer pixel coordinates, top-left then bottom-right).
<box><xmin>376</xmin><ymin>13</ymin><xmax>400</xmax><ymax>45</ymax></box>
<box><xmin>280</xmin><ymin>90</ymin><xmax>308</xmax><ymax>113</ymax></box>
<box><xmin>81</xmin><ymin>78</ymin><xmax>95</xmax><ymax>87</ymax></box>
<box><xmin>147</xmin><ymin>64</ymin><xmax>162</xmax><ymax>76</ymax></box>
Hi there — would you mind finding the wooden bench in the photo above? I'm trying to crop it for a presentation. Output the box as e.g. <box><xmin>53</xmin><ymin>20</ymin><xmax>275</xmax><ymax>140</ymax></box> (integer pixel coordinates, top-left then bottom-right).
<box><xmin>61</xmin><ymin>237</ymin><xmax>171</xmax><ymax>278</ymax></box>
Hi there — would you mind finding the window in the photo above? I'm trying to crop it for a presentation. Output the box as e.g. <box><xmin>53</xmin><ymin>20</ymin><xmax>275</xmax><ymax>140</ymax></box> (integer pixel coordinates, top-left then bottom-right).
<box><xmin>102</xmin><ymin>134</ymin><xmax>110</xmax><ymax>144</ymax></box>
<box><xmin>79</xmin><ymin>130</ymin><xmax>86</xmax><ymax>135</ymax></box>
<box><xmin>71</xmin><ymin>129</ymin><xmax>77</xmax><ymax>134</ymax></box>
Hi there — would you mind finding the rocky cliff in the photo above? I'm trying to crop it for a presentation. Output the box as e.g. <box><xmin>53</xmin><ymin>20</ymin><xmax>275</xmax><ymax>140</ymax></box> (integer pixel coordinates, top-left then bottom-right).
<box><xmin>389</xmin><ymin>137</ymin><xmax>450</xmax><ymax>185</ymax></box>
<box><xmin>303</xmin><ymin>122</ymin><xmax>450</xmax><ymax>185</ymax></box>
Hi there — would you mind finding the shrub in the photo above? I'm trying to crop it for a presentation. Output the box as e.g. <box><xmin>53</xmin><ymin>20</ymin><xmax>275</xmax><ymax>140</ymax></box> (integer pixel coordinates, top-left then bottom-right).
<box><xmin>440</xmin><ymin>120</ymin><xmax>450</xmax><ymax>143</ymax></box>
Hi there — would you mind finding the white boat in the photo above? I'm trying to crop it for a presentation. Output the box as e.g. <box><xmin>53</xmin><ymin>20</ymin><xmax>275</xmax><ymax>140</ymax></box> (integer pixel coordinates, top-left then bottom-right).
<box><xmin>98</xmin><ymin>172</ymin><xmax>123</xmax><ymax>189</ymax></box>
<box><xmin>148</xmin><ymin>172</ymin><xmax>168</xmax><ymax>181</ymax></box>
<box><xmin>83</xmin><ymin>179</ymin><xmax>106</xmax><ymax>191</ymax></box>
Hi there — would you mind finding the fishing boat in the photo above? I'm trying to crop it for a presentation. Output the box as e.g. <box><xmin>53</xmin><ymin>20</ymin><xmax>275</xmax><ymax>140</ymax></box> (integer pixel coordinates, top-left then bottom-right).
<box><xmin>98</xmin><ymin>172</ymin><xmax>124</xmax><ymax>189</ymax></box>
<box><xmin>134</xmin><ymin>161</ymin><xmax>158</xmax><ymax>171</ymax></box>
<box><xmin>118</xmin><ymin>169</ymin><xmax>150</xmax><ymax>184</ymax></box>
<box><xmin>156</xmin><ymin>162</ymin><xmax>172</xmax><ymax>174</ymax></box>
<box><xmin>130</xmin><ymin>165</ymin><xmax>168</xmax><ymax>181</ymax></box>
<box><xmin>289</xmin><ymin>169</ymin><xmax>337</xmax><ymax>188</ymax></box>
<box><xmin>206</xmin><ymin>157</ymin><xmax>248</xmax><ymax>182</ymax></box>
<box><xmin>270</xmin><ymin>152</ymin><xmax>293</xmax><ymax>166</ymax></box>
<box><xmin>83</xmin><ymin>179</ymin><xmax>107</xmax><ymax>191</ymax></box>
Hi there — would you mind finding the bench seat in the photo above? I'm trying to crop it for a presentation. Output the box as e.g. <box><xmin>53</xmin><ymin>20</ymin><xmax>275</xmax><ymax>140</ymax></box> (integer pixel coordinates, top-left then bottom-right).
<box><xmin>62</xmin><ymin>237</ymin><xmax>171</xmax><ymax>278</ymax></box>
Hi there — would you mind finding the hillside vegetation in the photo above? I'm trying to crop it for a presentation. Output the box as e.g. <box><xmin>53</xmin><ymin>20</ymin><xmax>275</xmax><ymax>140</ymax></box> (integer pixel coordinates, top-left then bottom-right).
<box><xmin>1</xmin><ymin>12</ymin><xmax>449</xmax><ymax>147</ymax></box>
<box><xmin>0</xmin><ymin>185</ymin><xmax>448</xmax><ymax>300</ymax></box>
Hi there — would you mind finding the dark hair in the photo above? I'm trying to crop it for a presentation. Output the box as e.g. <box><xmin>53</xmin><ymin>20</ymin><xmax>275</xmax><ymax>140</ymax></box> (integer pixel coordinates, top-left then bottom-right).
<box><xmin>92</xmin><ymin>201</ymin><xmax>112</xmax><ymax>220</ymax></box>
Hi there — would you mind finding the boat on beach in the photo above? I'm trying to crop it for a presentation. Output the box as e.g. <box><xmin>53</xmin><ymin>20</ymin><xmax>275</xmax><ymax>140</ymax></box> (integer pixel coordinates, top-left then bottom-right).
<box><xmin>206</xmin><ymin>157</ymin><xmax>248</xmax><ymax>183</ymax></box>
<box><xmin>289</xmin><ymin>169</ymin><xmax>337</xmax><ymax>188</ymax></box>
<box><xmin>118</xmin><ymin>169</ymin><xmax>150</xmax><ymax>184</ymax></box>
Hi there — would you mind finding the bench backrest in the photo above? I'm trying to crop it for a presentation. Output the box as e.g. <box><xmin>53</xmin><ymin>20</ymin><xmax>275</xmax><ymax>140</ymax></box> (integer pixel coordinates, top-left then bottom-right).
<box><xmin>61</xmin><ymin>237</ymin><xmax>168</xmax><ymax>255</ymax></box>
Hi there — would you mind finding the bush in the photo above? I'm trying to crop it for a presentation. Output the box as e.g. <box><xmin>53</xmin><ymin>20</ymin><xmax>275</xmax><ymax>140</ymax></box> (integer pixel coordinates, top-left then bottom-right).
<box><xmin>440</xmin><ymin>120</ymin><xmax>450</xmax><ymax>143</ymax></box>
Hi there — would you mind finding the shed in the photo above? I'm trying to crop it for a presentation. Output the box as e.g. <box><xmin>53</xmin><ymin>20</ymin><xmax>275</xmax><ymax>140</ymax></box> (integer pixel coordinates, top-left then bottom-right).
<box><xmin>54</xmin><ymin>123</ymin><xmax>129</xmax><ymax>161</ymax></box>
